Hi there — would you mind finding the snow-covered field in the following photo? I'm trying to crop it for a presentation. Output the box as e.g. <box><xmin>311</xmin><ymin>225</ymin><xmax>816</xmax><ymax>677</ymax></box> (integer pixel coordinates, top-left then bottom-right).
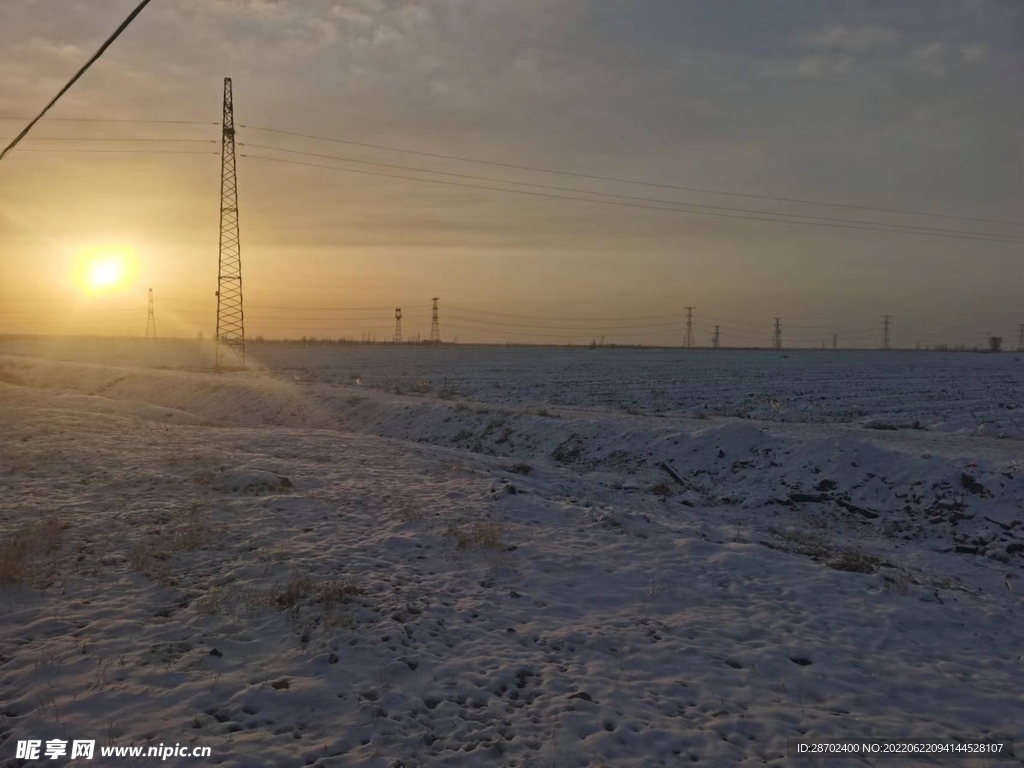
<box><xmin>1</xmin><ymin>338</ymin><xmax>1022</xmax><ymax>767</ymax></box>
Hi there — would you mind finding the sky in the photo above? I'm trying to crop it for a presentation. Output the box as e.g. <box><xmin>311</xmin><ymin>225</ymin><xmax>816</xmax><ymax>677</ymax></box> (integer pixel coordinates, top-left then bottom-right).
<box><xmin>0</xmin><ymin>0</ymin><xmax>1021</xmax><ymax>347</ymax></box>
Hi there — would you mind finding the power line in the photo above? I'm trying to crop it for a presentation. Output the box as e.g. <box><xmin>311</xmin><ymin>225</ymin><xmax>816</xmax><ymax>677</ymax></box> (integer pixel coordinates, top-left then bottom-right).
<box><xmin>239</xmin><ymin>153</ymin><xmax>1024</xmax><ymax>245</ymax></box>
<box><xmin>239</xmin><ymin>143</ymin><xmax>1022</xmax><ymax>242</ymax></box>
<box><xmin>243</xmin><ymin>304</ymin><xmax>430</xmax><ymax>311</ymax></box>
<box><xmin>446</xmin><ymin>312</ymin><xmax>690</xmax><ymax>332</ymax></box>
<box><xmin>10</xmin><ymin>149</ymin><xmax>218</xmax><ymax>155</ymax></box>
<box><xmin>450</xmin><ymin>311</ymin><xmax>879</xmax><ymax>334</ymax></box>
<box><xmin>238</xmin><ymin>124</ymin><xmax>1024</xmax><ymax>229</ymax></box>
<box><xmin>0</xmin><ymin>117</ymin><xmax>217</xmax><ymax>125</ymax></box>
<box><xmin>0</xmin><ymin>0</ymin><xmax>157</xmax><ymax>165</ymax></box>
<box><xmin>445</xmin><ymin>323</ymin><xmax>643</xmax><ymax>340</ymax></box>
<box><xmin>447</xmin><ymin>305</ymin><xmax>686</xmax><ymax>322</ymax></box>
<box><xmin>1</xmin><ymin>137</ymin><xmax>216</xmax><ymax>143</ymax></box>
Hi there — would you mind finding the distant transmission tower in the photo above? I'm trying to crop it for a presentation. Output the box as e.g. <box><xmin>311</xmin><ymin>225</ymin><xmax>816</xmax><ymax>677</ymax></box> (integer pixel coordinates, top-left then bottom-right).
<box><xmin>145</xmin><ymin>288</ymin><xmax>157</xmax><ymax>339</ymax></box>
<box><xmin>215</xmin><ymin>77</ymin><xmax>245</xmax><ymax>367</ymax></box>
<box><xmin>881</xmin><ymin>315</ymin><xmax>892</xmax><ymax>350</ymax></box>
<box><xmin>1017</xmin><ymin>324</ymin><xmax>1024</xmax><ymax>352</ymax></box>
<box><xmin>429</xmin><ymin>298</ymin><xmax>441</xmax><ymax>343</ymax></box>
<box><xmin>712</xmin><ymin>325</ymin><xmax>720</xmax><ymax>349</ymax></box>
<box><xmin>683</xmin><ymin>307</ymin><xmax>695</xmax><ymax>349</ymax></box>
<box><xmin>832</xmin><ymin>333</ymin><xmax>838</xmax><ymax>350</ymax></box>
<box><xmin>393</xmin><ymin>308</ymin><xmax>403</xmax><ymax>344</ymax></box>
<box><xmin>771</xmin><ymin>318</ymin><xmax>782</xmax><ymax>350</ymax></box>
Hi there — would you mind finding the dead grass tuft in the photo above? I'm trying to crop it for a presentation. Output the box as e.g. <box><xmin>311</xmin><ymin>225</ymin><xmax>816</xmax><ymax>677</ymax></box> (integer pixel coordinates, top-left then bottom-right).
<box><xmin>191</xmin><ymin>469</ymin><xmax>216</xmax><ymax>485</ymax></box>
<box><xmin>128</xmin><ymin>505</ymin><xmax>211</xmax><ymax>584</ymax></box>
<box><xmin>273</xmin><ymin>569</ymin><xmax>364</xmax><ymax>609</ymax></box>
<box><xmin>650</xmin><ymin>482</ymin><xmax>675</xmax><ymax>497</ymax></box>
<box><xmin>765</xmin><ymin>527</ymin><xmax>887</xmax><ymax>574</ymax></box>
<box><xmin>0</xmin><ymin>517</ymin><xmax>67</xmax><ymax>588</ymax></box>
<box><xmin>444</xmin><ymin>521</ymin><xmax>504</xmax><ymax>551</ymax></box>
<box><xmin>552</xmin><ymin>435</ymin><xmax>584</xmax><ymax>464</ymax></box>
<box><xmin>171</xmin><ymin>504</ymin><xmax>208</xmax><ymax>551</ymax></box>
<box><xmin>395</xmin><ymin>506</ymin><xmax>426</xmax><ymax>523</ymax></box>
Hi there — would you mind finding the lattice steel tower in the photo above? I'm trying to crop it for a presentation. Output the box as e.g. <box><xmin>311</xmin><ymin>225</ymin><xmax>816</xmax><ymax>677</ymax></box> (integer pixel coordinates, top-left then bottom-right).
<box><xmin>215</xmin><ymin>77</ymin><xmax>245</xmax><ymax>367</ymax></box>
<box><xmin>832</xmin><ymin>333</ymin><xmax>838</xmax><ymax>350</ymax></box>
<box><xmin>394</xmin><ymin>308</ymin><xmax>403</xmax><ymax>344</ymax></box>
<box><xmin>429</xmin><ymin>298</ymin><xmax>441</xmax><ymax>343</ymax></box>
<box><xmin>771</xmin><ymin>318</ymin><xmax>782</xmax><ymax>350</ymax></box>
<box><xmin>712</xmin><ymin>325</ymin><xmax>720</xmax><ymax>349</ymax></box>
<box><xmin>683</xmin><ymin>307</ymin><xmax>694</xmax><ymax>349</ymax></box>
<box><xmin>145</xmin><ymin>288</ymin><xmax>157</xmax><ymax>339</ymax></box>
<box><xmin>882</xmin><ymin>315</ymin><xmax>892</xmax><ymax>350</ymax></box>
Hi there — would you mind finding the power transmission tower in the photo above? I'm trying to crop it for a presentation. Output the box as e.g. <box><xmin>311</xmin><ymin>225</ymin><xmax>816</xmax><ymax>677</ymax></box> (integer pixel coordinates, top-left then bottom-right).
<box><xmin>881</xmin><ymin>315</ymin><xmax>892</xmax><ymax>350</ymax></box>
<box><xmin>712</xmin><ymin>326</ymin><xmax>720</xmax><ymax>349</ymax></box>
<box><xmin>1018</xmin><ymin>324</ymin><xmax>1024</xmax><ymax>352</ymax></box>
<box><xmin>393</xmin><ymin>308</ymin><xmax>403</xmax><ymax>344</ymax></box>
<box><xmin>429</xmin><ymin>298</ymin><xmax>441</xmax><ymax>343</ymax></box>
<box><xmin>832</xmin><ymin>333</ymin><xmax>838</xmax><ymax>350</ymax></box>
<box><xmin>683</xmin><ymin>307</ymin><xmax>694</xmax><ymax>348</ymax></box>
<box><xmin>771</xmin><ymin>318</ymin><xmax>782</xmax><ymax>350</ymax></box>
<box><xmin>215</xmin><ymin>77</ymin><xmax>245</xmax><ymax>368</ymax></box>
<box><xmin>145</xmin><ymin>288</ymin><xmax>157</xmax><ymax>339</ymax></box>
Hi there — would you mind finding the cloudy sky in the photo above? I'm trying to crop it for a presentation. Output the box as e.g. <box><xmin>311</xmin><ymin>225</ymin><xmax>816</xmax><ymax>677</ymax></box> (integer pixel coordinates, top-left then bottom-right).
<box><xmin>0</xmin><ymin>0</ymin><xmax>1021</xmax><ymax>346</ymax></box>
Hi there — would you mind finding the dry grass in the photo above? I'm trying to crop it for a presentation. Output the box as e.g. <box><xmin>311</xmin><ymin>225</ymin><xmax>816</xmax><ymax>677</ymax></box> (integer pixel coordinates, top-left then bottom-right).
<box><xmin>444</xmin><ymin>521</ymin><xmax>504</xmax><ymax>551</ymax></box>
<box><xmin>395</xmin><ymin>506</ymin><xmax>426</xmax><ymax>523</ymax></box>
<box><xmin>273</xmin><ymin>569</ymin><xmax>365</xmax><ymax>638</ymax></box>
<box><xmin>128</xmin><ymin>504</ymin><xmax>211</xmax><ymax>585</ymax></box>
<box><xmin>128</xmin><ymin>538</ymin><xmax>159</xmax><ymax>573</ymax></box>
<box><xmin>273</xmin><ymin>569</ymin><xmax>364</xmax><ymax>609</ymax></box>
<box><xmin>552</xmin><ymin>435</ymin><xmax>584</xmax><ymax>464</ymax></box>
<box><xmin>191</xmin><ymin>469</ymin><xmax>216</xmax><ymax>485</ymax></box>
<box><xmin>194</xmin><ymin>570</ymin><xmax>365</xmax><ymax>635</ymax></box>
<box><xmin>193</xmin><ymin>584</ymin><xmax>269</xmax><ymax>617</ymax></box>
<box><xmin>0</xmin><ymin>517</ymin><xmax>67</xmax><ymax>588</ymax></box>
<box><xmin>650</xmin><ymin>482</ymin><xmax>675</xmax><ymax>497</ymax></box>
<box><xmin>172</xmin><ymin>503</ymin><xmax>208</xmax><ymax>551</ymax></box>
<box><xmin>765</xmin><ymin>527</ymin><xmax>887</xmax><ymax>574</ymax></box>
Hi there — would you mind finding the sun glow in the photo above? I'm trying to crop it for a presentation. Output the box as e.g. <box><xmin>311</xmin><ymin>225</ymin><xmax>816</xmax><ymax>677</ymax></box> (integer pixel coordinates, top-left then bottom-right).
<box><xmin>73</xmin><ymin>245</ymin><xmax>138</xmax><ymax>295</ymax></box>
<box><xmin>89</xmin><ymin>260</ymin><xmax>122</xmax><ymax>289</ymax></box>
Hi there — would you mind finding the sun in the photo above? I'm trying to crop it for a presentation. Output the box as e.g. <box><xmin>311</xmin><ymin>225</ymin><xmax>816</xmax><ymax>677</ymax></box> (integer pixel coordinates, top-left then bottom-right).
<box><xmin>89</xmin><ymin>260</ymin><xmax>122</xmax><ymax>290</ymax></box>
<box><xmin>73</xmin><ymin>245</ymin><xmax>138</xmax><ymax>295</ymax></box>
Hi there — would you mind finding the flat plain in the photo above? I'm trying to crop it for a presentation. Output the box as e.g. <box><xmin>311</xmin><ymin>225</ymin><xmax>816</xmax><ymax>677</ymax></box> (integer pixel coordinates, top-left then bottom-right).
<box><xmin>1</xmin><ymin>337</ymin><xmax>1022</xmax><ymax>767</ymax></box>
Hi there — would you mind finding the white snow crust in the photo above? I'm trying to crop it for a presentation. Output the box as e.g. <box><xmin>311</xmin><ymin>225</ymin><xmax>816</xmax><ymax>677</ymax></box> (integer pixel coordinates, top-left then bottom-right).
<box><xmin>1</xmin><ymin>339</ymin><xmax>1022</xmax><ymax>767</ymax></box>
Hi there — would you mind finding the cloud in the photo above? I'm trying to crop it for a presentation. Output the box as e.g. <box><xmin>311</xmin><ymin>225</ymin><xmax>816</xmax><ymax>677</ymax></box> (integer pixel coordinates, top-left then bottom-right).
<box><xmin>960</xmin><ymin>42</ymin><xmax>990</xmax><ymax>62</ymax></box>
<box><xmin>802</xmin><ymin>24</ymin><xmax>903</xmax><ymax>53</ymax></box>
<box><xmin>909</xmin><ymin>40</ymin><xmax>948</xmax><ymax>75</ymax></box>
<box><xmin>759</xmin><ymin>54</ymin><xmax>854</xmax><ymax>79</ymax></box>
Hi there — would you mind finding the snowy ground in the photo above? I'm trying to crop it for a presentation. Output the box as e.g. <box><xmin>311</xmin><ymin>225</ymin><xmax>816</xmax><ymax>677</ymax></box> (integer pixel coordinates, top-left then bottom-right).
<box><xmin>1</xmin><ymin>339</ymin><xmax>1022</xmax><ymax>767</ymax></box>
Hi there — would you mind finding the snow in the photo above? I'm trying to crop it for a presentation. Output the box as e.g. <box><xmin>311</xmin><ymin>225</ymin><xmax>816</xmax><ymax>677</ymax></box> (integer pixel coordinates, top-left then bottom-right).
<box><xmin>1</xmin><ymin>338</ymin><xmax>1022</xmax><ymax>767</ymax></box>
